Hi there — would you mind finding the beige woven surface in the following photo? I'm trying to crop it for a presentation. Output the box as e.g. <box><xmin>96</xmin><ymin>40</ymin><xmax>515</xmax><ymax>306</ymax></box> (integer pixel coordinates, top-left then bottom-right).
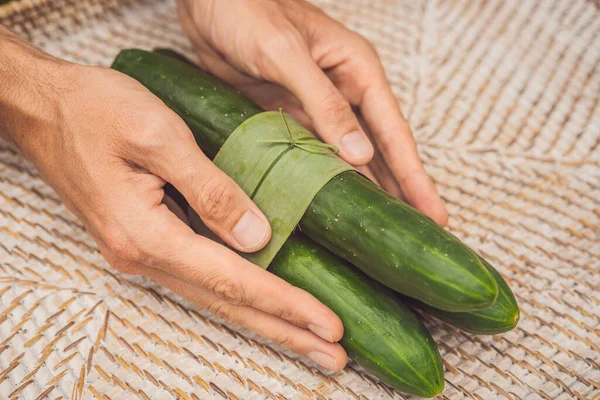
<box><xmin>0</xmin><ymin>0</ymin><xmax>599</xmax><ymax>399</ymax></box>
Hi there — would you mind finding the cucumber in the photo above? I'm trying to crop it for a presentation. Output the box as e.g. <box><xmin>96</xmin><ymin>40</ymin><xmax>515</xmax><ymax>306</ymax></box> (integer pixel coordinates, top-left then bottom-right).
<box><xmin>407</xmin><ymin>258</ymin><xmax>520</xmax><ymax>334</ymax></box>
<box><xmin>271</xmin><ymin>235</ymin><xmax>444</xmax><ymax>397</ymax></box>
<box><xmin>111</xmin><ymin>48</ymin><xmax>498</xmax><ymax>311</ymax></box>
<box><xmin>302</xmin><ymin>172</ymin><xmax>497</xmax><ymax>311</ymax></box>
<box><xmin>185</xmin><ymin>204</ymin><xmax>444</xmax><ymax>396</ymax></box>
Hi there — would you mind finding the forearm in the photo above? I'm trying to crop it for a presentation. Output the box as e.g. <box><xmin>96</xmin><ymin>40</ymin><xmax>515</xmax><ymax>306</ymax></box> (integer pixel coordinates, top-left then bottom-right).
<box><xmin>0</xmin><ymin>25</ymin><xmax>67</xmax><ymax>149</ymax></box>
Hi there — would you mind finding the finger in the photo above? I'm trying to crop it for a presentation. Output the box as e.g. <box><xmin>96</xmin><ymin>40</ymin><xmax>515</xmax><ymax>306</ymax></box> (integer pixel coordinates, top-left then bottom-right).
<box><xmin>355</xmin><ymin>165</ymin><xmax>380</xmax><ymax>187</ymax></box>
<box><xmin>366</xmin><ymin>150</ymin><xmax>404</xmax><ymax>200</ymax></box>
<box><xmin>356</xmin><ymin>114</ymin><xmax>403</xmax><ymax>197</ymax></box>
<box><xmin>174</xmin><ymin>14</ymin><xmax>315</xmax><ymax>137</ymax></box>
<box><xmin>162</xmin><ymin>192</ymin><xmax>190</xmax><ymax>225</ymax></box>
<box><xmin>126</xmin><ymin>120</ymin><xmax>271</xmax><ymax>253</ymax></box>
<box><xmin>182</xmin><ymin>45</ymin><xmax>314</xmax><ymax>129</ymax></box>
<box><xmin>177</xmin><ymin>2</ymin><xmax>256</xmax><ymax>86</ymax></box>
<box><xmin>97</xmin><ymin>241</ymin><xmax>346</xmax><ymax>371</ymax></box>
<box><xmin>238</xmin><ymin>83</ymin><xmax>313</xmax><ymax>128</ymax></box>
<box><xmin>260</xmin><ymin>35</ymin><xmax>374</xmax><ymax>165</ymax></box>
<box><xmin>139</xmin><ymin>265</ymin><xmax>348</xmax><ymax>371</ymax></box>
<box><xmin>360</xmin><ymin>76</ymin><xmax>448</xmax><ymax>226</ymax></box>
<box><xmin>128</xmin><ymin>205</ymin><xmax>343</xmax><ymax>343</ymax></box>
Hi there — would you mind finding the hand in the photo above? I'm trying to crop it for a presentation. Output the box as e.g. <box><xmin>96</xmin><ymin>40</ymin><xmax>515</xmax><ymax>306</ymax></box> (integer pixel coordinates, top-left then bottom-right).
<box><xmin>177</xmin><ymin>0</ymin><xmax>448</xmax><ymax>225</ymax></box>
<box><xmin>0</xmin><ymin>28</ymin><xmax>347</xmax><ymax>371</ymax></box>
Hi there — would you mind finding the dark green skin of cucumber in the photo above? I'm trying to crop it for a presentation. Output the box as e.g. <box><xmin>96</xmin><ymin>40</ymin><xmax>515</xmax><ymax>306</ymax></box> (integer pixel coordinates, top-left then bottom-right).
<box><xmin>407</xmin><ymin>258</ymin><xmax>520</xmax><ymax>334</ymax></box>
<box><xmin>114</xmin><ymin>49</ymin><xmax>264</xmax><ymax>158</ymax></box>
<box><xmin>111</xmin><ymin>48</ymin><xmax>498</xmax><ymax>311</ymax></box>
<box><xmin>184</xmin><ymin>203</ymin><xmax>445</xmax><ymax>397</ymax></box>
<box><xmin>271</xmin><ymin>235</ymin><xmax>444</xmax><ymax>398</ymax></box>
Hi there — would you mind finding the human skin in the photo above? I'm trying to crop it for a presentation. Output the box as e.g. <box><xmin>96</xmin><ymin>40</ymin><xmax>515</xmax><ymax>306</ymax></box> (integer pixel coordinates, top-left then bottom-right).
<box><xmin>0</xmin><ymin>0</ymin><xmax>445</xmax><ymax>372</ymax></box>
<box><xmin>177</xmin><ymin>0</ymin><xmax>448</xmax><ymax>226</ymax></box>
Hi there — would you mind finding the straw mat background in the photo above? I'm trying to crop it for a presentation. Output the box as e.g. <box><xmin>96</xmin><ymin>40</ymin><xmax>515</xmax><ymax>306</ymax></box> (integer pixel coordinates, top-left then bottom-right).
<box><xmin>0</xmin><ymin>0</ymin><xmax>598</xmax><ymax>398</ymax></box>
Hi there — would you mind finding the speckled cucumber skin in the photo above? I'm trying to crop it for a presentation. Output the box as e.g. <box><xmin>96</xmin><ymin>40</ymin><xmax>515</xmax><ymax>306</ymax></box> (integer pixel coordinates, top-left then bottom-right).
<box><xmin>271</xmin><ymin>235</ymin><xmax>444</xmax><ymax>398</ymax></box>
<box><xmin>117</xmin><ymin>49</ymin><xmax>264</xmax><ymax>158</ymax></box>
<box><xmin>185</xmin><ymin>204</ymin><xmax>446</xmax><ymax>396</ymax></box>
<box><xmin>302</xmin><ymin>174</ymin><xmax>498</xmax><ymax>311</ymax></box>
<box><xmin>407</xmin><ymin>258</ymin><xmax>520</xmax><ymax>334</ymax></box>
<box><xmin>111</xmin><ymin>48</ymin><xmax>498</xmax><ymax>311</ymax></box>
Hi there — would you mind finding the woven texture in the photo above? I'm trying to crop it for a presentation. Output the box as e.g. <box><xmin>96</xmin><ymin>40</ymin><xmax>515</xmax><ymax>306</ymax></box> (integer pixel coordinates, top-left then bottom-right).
<box><xmin>0</xmin><ymin>0</ymin><xmax>599</xmax><ymax>399</ymax></box>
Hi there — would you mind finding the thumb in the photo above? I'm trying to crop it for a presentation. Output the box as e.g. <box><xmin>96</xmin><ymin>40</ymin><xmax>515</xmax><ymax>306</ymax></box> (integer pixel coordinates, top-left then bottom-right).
<box><xmin>178</xmin><ymin>150</ymin><xmax>271</xmax><ymax>252</ymax></box>
<box><xmin>138</xmin><ymin>132</ymin><xmax>272</xmax><ymax>253</ymax></box>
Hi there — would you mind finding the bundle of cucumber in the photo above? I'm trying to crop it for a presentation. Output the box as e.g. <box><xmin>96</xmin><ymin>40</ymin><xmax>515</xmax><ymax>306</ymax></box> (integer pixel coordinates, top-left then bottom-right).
<box><xmin>112</xmin><ymin>49</ymin><xmax>519</xmax><ymax>397</ymax></box>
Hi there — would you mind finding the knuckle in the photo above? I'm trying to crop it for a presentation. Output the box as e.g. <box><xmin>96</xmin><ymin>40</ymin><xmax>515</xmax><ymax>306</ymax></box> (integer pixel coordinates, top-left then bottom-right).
<box><xmin>110</xmin><ymin>258</ymin><xmax>139</xmax><ymax>275</ymax></box>
<box><xmin>193</xmin><ymin>174</ymin><xmax>238</xmax><ymax>224</ymax></box>
<box><xmin>132</xmin><ymin>115</ymin><xmax>169</xmax><ymax>147</ymax></box>
<box><xmin>121</xmin><ymin>111</ymin><xmax>188</xmax><ymax>155</ymax></box>
<box><xmin>103</xmin><ymin>230</ymin><xmax>141</xmax><ymax>262</ymax></box>
<box><xmin>271</xmin><ymin>306</ymin><xmax>292</xmax><ymax>321</ymax></box>
<box><xmin>357</xmin><ymin>34</ymin><xmax>377</xmax><ymax>55</ymax></box>
<box><xmin>321</xmin><ymin>91</ymin><xmax>352</xmax><ymax>123</ymax></box>
<box><xmin>273</xmin><ymin>332</ymin><xmax>294</xmax><ymax>348</ymax></box>
<box><xmin>347</xmin><ymin>31</ymin><xmax>377</xmax><ymax>56</ymax></box>
<box><xmin>260</xmin><ymin>28</ymin><xmax>304</xmax><ymax>55</ymax></box>
<box><xmin>207</xmin><ymin>301</ymin><xmax>232</xmax><ymax>321</ymax></box>
<box><xmin>202</xmin><ymin>273</ymin><xmax>248</xmax><ymax>305</ymax></box>
<box><xmin>253</xmin><ymin>27</ymin><xmax>305</xmax><ymax>79</ymax></box>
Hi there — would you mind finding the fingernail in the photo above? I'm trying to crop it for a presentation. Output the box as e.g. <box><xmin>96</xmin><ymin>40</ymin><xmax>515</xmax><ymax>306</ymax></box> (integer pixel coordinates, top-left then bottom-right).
<box><xmin>308</xmin><ymin>324</ymin><xmax>334</xmax><ymax>342</ymax></box>
<box><xmin>232</xmin><ymin>210</ymin><xmax>269</xmax><ymax>250</ymax></box>
<box><xmin>308</xmin><ymin>351</ymin><xmax>338</xmax><ymax>370</ymax></box>
<box><xmin>341</xmin><ymin>131</ymin><xmax>372</xmax><ymax>160</ymax></box>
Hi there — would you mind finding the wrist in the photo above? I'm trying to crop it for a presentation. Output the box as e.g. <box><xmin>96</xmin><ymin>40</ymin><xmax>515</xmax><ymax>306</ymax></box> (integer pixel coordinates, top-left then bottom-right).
<box><xmin>0</xmin><ymin>26</ymin><xmax>71</xmax><ymax>152</ymax></box>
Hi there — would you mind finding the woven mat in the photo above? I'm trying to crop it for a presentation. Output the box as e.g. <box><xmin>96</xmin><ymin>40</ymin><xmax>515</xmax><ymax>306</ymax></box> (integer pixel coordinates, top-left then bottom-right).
<box><xmin>0</xmin><ymin>0</ymin><xmax>599</xmax><ymax>399</ymax></box>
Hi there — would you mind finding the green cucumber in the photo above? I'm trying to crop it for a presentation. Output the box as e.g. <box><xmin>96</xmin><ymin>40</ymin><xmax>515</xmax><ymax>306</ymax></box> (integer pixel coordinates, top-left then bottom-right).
<box><xmin>302</xmin><ymin>172</ymin><xmax>497</xmax><ymax>311</ymax></box>
<box><xmin>112</xmin><ymin>48</ymin><xmax>498</xmax><ymax>311</ymax></box>
<box><xmin>271</xmin><ymin>235</ymin><xmax>444</xmax><ymax>397</ymax></box>
<box><xmin>186</xmin><ymin>205</ymin><xmax>444</xmax><ymax>396</ymax></box>
<box><xmin>185</xmin><ymin>198</ymin><xmax>446</xmax><ymax>396</ymax></box>
<box><xmin>407</xmin><ymin>258</ymin><xmax>520</xmax><ymax>334</ymax></box>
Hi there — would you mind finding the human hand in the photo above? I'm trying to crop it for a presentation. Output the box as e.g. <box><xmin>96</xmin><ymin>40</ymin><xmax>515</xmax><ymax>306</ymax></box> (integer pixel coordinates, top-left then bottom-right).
<box><xmin>0</xmin><ymin>29</ymin><xmax>347</xmax><ymax>371</ymax></box>
<box><xmin>177</xmin><ymin>0</ymin><xmax>448</xmax><ymax>225</ymax></box>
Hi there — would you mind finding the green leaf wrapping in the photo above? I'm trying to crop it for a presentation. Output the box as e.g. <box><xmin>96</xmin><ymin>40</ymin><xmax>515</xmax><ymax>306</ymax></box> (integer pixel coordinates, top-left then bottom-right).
<box><xmin>213</xmin><ymin>110</ymin><xmax>354</xmax><ymax>268</ymax></box>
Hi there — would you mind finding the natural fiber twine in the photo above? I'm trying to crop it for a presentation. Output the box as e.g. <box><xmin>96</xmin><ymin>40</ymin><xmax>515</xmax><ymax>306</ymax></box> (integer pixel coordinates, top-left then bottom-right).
<box><xmin>0</xmin><ymin>0</ymin><xmax>598</xmax><ymax>398</ymax></box>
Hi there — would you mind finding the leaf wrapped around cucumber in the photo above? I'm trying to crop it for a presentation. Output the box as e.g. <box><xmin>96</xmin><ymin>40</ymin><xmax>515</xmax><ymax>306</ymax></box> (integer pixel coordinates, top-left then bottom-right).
<box><xmin>111</xmin><ymin>48</ymin><xmax>498</xmax><ymax>312</ymax></box>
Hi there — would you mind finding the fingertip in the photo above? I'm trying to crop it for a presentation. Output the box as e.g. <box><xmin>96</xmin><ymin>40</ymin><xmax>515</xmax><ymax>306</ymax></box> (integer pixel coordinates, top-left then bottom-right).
<box><xmin>356</xmin><ymin>165</ymin><xmax>381</xmax><ymax>187</ymax></box>
<box><xmin>330</xmin><ymin>318</ymin><xmax>344</xmax><ymax>343</ymax></box>
<box><xmin>340</xmin><ymin>131</ymin><xmax>374</xmax><ymax>165</ymax></box>
<box><xmin>308</xmin><ymin>324</ymin><xmax>334</xmax><ymax>342</ymax></box>
<box><xmin>316</xmin><ymin>321</ymin><xmax>343</xmax><ymax>344</ymax></box>
<box><xmin>310</xmin><ymin>306</ymin><xmax>344</xmax><ymax>343</ymax></box>
<box><xmin>432</xmin><ymin>201</ymin><xmax>449</xmax><ymax>227</ymax></box>
<box><xmin>308</xmin><ymin>343</ymin><xmax>348</xmax><ymax>372</ymax></box>
<box><xmin>418</xmin><ymin>177</ymin><xmax>448</xmax><ymax>227</ymax></box>
<box><xmin>401</xmin><ymin>170</ymin><xmax>448</xmax><ymax>227</ymax></box>
<box><xmin>419</xmin><ymin>198</ymin><xmax>448</xmax><ymax>227</ymax></box>
<box><xmin>337</xmin><ymin>347</ymin><xmax>349</xmax><ymax>370</ymax></box>
<box><xmin>329</xmin><ymin>343</ymin><xmax>349</xmax><ymax>371</ymax></box>
<box><xmin>231</xmin><ymin>209</ymin><xmax>272</xmax><ymax>252</ymax></box>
